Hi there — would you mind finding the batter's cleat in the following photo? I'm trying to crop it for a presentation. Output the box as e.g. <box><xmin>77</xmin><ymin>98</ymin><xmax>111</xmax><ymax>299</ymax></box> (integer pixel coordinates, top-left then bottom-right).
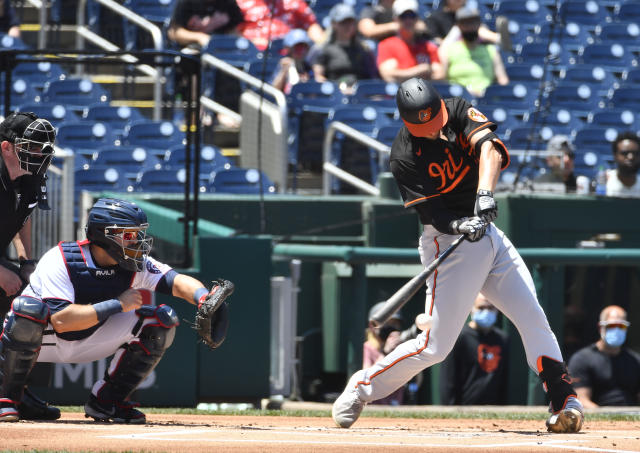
<box><xmin>84</xmin><ymin>395</ymin><xmax>146</xmax><ymax>424</ymax></box>
<box><xmin>546</xmin><ymin>396</ymin><xmax>584</xmax><ymax>433</ymax></box>
<box><xmin>332</xmin><ymin>371</ymin><xmax>367</xmax><ymax>429</ymax></box>
<box><xmin>0</xmin><ymin>403</ymin><xmax>19</xmax><ymax>422</ymax></box>
<box><xmin>18</xmin><ymin>388</ymin><xmax>61</xmax><ymax>421</ymax></box>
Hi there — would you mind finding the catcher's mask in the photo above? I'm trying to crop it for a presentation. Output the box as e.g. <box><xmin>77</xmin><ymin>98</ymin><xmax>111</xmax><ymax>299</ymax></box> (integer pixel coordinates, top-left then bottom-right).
<box><xmin>0</xmin><ymin>112</ymin><xmax>56</xmax><ymax>176</ymax></box>
<box><xmin>86</xmin><ymin>198</ymin><xmax>153</xmax><ymax>272</ymax></box>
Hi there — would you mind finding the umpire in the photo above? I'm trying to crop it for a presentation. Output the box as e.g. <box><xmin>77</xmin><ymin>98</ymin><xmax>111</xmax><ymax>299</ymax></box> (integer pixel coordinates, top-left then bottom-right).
<box><xmin>0</xmin><ymin>111</ymin><xmax>60</xmax><ymax>420</ymax></box>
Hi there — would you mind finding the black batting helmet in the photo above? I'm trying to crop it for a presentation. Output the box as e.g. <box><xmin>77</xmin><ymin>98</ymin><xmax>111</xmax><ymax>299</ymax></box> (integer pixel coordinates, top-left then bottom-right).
<box><xmin>86</xmin><ymin>198</ymin><xmax>153</xmax><ymax>272</ymax></box>
<box><xmin>396</xmin><ymin>78</ymin><xmax>448</xmax><ymax>137</ymax></box>
<box><xmin>0</xmin><ymin>112</ymin><xmax>56</xmax><ymax>176</ymax></box>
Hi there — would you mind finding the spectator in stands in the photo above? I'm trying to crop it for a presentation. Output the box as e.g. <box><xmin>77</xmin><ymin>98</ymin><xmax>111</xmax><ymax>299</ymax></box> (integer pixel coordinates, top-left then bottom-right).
<box><xmin>439</xmin><ymin>293</ymin><xmax>510</xmax><ymax>405</ymax></box>
<box><xmin>534</xmin><ymin>135</ymin><xmax>578</xmax><ymax>193</ymax></box>
<box><xmin>167</xmin><ymin>0</ymin><xmax>244</xmax><ymax>50</ymax></box>
<box><xmin>312</xmin><ymin>4</ymin><xmax>378</xmax><ymax>94</ymax></box>
<box><xmin>271</xmin><ymin>29</ymin><xmax>313</xmax><ymax>94</ymax></box>
<box><xmin>0</xmin><ymin>0</ymin><xmax>21</xmax><ymax>38</ymax></box>
<box><xmin>568</xmin><ymin>305</ymin><xmax>640</xmax><ymax>407</ymax></box>
<box><xmin>438</xmin><ymin>7</ymin><xmax>508</xmax><ymax>97</ymax></box>
<box><xmin>376</xmin><ymin>0</ymin><xmax>444</xmax><ymax>83</ymax></box>
<box><xmin>364</xmin><ymin>302</ymin><xmax>420</xmax><ymax>405</ymax></box>
<box><xmin>357</xmin><ymin>0</ymin><xmax>428</xmax><ymax>43</ymax></box>
<box><xmin>606</xmin><ymin>131</ymin><xmax>640</xmax><ymax>198</ymax></box>
<box><xmin>237</xmin><ymin>0</ymin><xmax>325</xmax><ymax>51</ymax></box>
<box><xmin>425</xmin><ymin>0</ymin><xmax>510</xmax><ymax>51</ymax></box>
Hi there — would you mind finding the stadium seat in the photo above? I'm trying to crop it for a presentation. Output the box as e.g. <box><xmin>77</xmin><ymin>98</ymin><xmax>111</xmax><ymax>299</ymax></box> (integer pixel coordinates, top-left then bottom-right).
<box><xmin>430</xmin><ymin>81</ymin><xmax>476</xmax><ymax>102</ymax></box>
<box><xmin>91</xmin><ymin>145</ymin><xmax>161</xmax><ymax>179</ymax></box>
<box><xmin>123</xmin><ymin>120</ymin><xmax>185</xmax><ymax>155</ymax></box>
<box><xmin>482</xmin><ymin>83</ymin><xmax>539</xmax><ymax>116</ymax></box>
<box><xmin>0</xmin><ymin>33</ymin><xmax>28</xmax><ymax>49</ymax></box>
<box><xmin>560</xmin><ymin>65</ymin><xmax>620</xmax><ymax>96</ymax></box>
<box><xmin>163</xmin><ymin>144</ymin><xmax>232</xmax><ymax>171</ymax></box>
<box><xmin>538</xmin><ymin>108</ymin><xmax>585</xmax><ymax>135</ymax></box>
<box><xmin>578</xmin><ymin>43</ymin><xmax>637</xmax><ymax>73</ymax></box>
<box><xmin>494</xmin><ymin>0</ymin><xmax>551</xmax><ymax>28</ymax></box>
<box><xmin>17</xmin><ymin>103</ymin><xmax>80</xmax><ymax>125</ymax></box>
<box><xmin>208</xmin><ymin>168</ymin><xmax>276</xmax><ymax>194</ymax></box>
<box><xmin>82</xmin><ymin>104</ymin><xmax>146</xmax><ymax>138</ymax></box>
<box><xmin>122</xmin><ymin>0</ymin><xmax>174</xmax><ymax>50</ymax></box>
<box><xmin>595</xmin><ymin>22</ymin><xmax>640</xmax><ymax>48</ymax></box>
<box><xmin>135</xmin><ymin>168</ymin><xmax>195</xmax><ymax>193</ymax></box>
<box><xmin>515</xmin><ymin>41</ymin><xmax>574</xmax><ymax>66</ymax></box>
<box><xmin>532</xmin><ymin>22</ymin><xmax>594</xmax><ymax>54</ymax></box>
<box><xmin>606</xmin><ymin>85</ymin><xmax>640</xmax><ymax>110</ymax></box>
<box><xmin>350</xmin><ymin>79</ymin><xmax>399</xmax><ymax>116</ymax></box>
<box><xmin>588</xmin><ymin>108</ymin><xmax>638</xmax><ymax>131</ymax></box>
<box><xmin>375</xmin><ymin>124</ymin><xmax>398</xmax><ymax>147</ymax></box>
<box><xmin>507</xmin><ymin>126</ymin><xmax>550</xmax><ymax>151</ymax></box>
<box><xmin>623</xmin><ymin>68</ymin><xmax>640</xmax><ymax>85</ymax></box>
<box><xmin>11</xmin><ymin>62</ymin><xmax>65</xmax><ymax>91</ymax></box>
<box><xmin>573</xmin><ymin>126</ymin><xmax>619</xmax><ymax>155</ymax></box>
<box><xmin>0</xmin><ymin>79</ymin><xmax>39</xmax><ymax>110</ymax></box>
<box><xmin>614</xmin><ymin>1</ymin><xmax>640</xmax><ymax>24</ymax></box>
<box><xmin>547</xmin><ymin>82</ymin><xmax>604</xmax><ymax>118</ymax></box>
<box><xmin>203</xmin><ymin>35</ymin><xmax>260</xmax><ymax>66</ymax></box>
<box><xmin>558</xmin><ymin>0</ymin><xmax>612</xmax><ymax>28</ymax></box>
<box><xmin>42</xmin><ymin>79</ymin><xmax>111</xmax><ymax>111</ymax></box>
<box><xmin>505</xmin><ymin>63</ymin><xmax>547</xmax><ymax>84</ymax></box>
<box><xmin>75</xmin><ymin>167</ymin><xmax>132</xmax><ymax>193</ymax></box>
<box><xmin>56</xmin><ymin>121</ymin><xmax>117</xmax><ymax>157</ymax></box>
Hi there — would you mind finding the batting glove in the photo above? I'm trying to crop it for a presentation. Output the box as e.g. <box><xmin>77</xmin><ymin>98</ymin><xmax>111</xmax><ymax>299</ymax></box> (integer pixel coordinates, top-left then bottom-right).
<box><xmin>449</xmin><ymin>216</ymin><xmax>487</xmax><ymax>242</ymax></box>
<box><xmin>475</xmin><ymin>189</ymin><xmax>498</xmax><ymax>223</ymax></box>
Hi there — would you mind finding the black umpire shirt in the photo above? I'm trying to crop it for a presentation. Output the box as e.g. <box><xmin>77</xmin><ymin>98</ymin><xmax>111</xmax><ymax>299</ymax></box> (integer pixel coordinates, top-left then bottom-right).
<box><xmin>0</xmin><ymin>156</ymin><xmax>39</xmax><ymax>256</ymax></box>
<box><xmin>390</xmin><ymin>97</ymin><xmax>510</xmax><ymax>233</ymax></box>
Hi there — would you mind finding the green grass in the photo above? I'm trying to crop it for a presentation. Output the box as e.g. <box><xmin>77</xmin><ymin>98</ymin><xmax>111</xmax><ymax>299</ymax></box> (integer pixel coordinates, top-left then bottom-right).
<box><xmin>55</xmin><ymin>406</ymin><xmax>640</xmax><ymax>422</ymax></box>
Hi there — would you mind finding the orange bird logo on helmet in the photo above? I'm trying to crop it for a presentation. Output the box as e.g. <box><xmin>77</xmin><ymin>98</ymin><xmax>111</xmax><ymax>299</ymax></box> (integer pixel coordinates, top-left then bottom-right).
<box><xmin>418</xmin><ymin>108</ymin><xmax>432</xmax><ymax>123</ymax></box>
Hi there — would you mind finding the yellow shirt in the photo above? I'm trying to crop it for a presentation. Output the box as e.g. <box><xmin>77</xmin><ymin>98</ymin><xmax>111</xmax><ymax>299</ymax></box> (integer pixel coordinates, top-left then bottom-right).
<box><xmin>446</xmin><ymin>40</ymin><xmax>497</xmax><ymax>94</ymax></box>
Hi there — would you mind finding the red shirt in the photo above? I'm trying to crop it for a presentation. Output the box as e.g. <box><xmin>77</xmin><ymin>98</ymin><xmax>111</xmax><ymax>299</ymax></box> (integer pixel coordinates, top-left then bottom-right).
<box><xmin>377</xmin><ymin>36</ymin><xmax>440</xmax><ymax>68</ymax></box>
<box><xmin>237</xmin><ymin>0</ymin><xmax>317</xmax><ymax>50</ymax></box>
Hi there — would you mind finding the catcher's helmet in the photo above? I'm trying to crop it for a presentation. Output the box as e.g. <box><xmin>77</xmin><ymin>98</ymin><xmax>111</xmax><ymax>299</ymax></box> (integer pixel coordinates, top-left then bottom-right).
<box><xmin>0</xmin><ymin>112</ymin><xmax>56</xmax><ymax>176</ymax></box>
<box><xmin>396</xmin><ymin>78</ymin><xmax>448</xmax><ymax>137</ymax></box>
<box><xmin>86</xmin><ymin>198</ymin><xmax>153</xmax><ymax>272</ymax></box>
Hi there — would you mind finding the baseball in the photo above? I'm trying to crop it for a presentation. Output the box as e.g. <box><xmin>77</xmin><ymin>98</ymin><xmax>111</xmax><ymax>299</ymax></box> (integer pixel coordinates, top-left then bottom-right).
<box><xmin>415</xmin><ymin>313</ymin><xmax>433</xmax><ymax>331</ymax></box>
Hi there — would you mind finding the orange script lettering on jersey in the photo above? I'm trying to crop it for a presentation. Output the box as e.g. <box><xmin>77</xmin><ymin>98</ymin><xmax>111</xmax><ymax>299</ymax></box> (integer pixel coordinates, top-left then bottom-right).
<box><xmin>428</xmin><ymin>148</ymin><xmax>469</xmax><ymax>192</ymax></box>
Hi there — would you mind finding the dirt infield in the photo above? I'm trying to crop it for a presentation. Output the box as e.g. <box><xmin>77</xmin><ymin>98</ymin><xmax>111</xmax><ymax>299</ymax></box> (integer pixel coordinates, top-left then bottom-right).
<box><xmin>2</xmin><ymin>411</ymin><xmax>640</xmax><ymax>453</ymax></box>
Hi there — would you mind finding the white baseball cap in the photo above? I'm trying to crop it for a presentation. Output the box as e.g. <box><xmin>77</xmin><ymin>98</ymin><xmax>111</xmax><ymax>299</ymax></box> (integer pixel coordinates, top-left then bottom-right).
<box><xmin>393</xmin><ymin>0</ymin><xmax>419</xmax><ymax>17</ymax></box>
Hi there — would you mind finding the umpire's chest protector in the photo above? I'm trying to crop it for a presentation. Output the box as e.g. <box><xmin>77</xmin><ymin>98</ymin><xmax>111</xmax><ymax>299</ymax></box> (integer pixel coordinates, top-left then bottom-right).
<box><xmin>60</xmin><ymin>241</ymin><xmax>135</xmax><ymax>305</ymax></box>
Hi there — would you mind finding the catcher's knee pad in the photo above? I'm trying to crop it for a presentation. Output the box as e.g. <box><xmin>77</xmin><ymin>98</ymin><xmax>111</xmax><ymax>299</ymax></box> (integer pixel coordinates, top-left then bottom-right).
<box><xmin>0</xmin><ymin>296</ymin><xmax>48</xmax><ymax>403</ymax></box>
<box><xmin>538</xmin><ymin>356</ymin><xmax>577</xmax><ymax>412</ymax></box>
<box><xmin>98</xmin><ymin>305</ymin><xmax>177</xmax><ymax>402</ymax></box>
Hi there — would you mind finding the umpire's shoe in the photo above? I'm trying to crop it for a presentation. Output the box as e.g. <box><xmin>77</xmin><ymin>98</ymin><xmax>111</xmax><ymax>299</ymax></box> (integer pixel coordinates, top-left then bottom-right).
<box><xmin>0</xmin><ymin>403</ymin><xmax>20</xmax><ymax>422</ymax></box>
<box><xmin>84</xmin><ymin>394</ymin><xmax>146</xmax><ymax>424</ymax></box>
<box><xmin>332</xmin><ymin>371</ymin><xmax>367</xmax><ymax>428</ymax></box>
<box><xmin>546</xmin><ymin>396</ymin><xmax>584</xmax><ymax>433</ymax></box>
<box><xmin>18</xmin><ymin>387</ymin><xmax>61</xmax><ymax>420</ymax></box>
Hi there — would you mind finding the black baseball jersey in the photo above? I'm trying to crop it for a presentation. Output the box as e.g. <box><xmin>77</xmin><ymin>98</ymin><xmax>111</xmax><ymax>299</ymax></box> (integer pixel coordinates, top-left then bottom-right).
<box><xmin>390</xmin><ymin>97</ymin><xmax>510</xmax><ymax>231</ymax></box>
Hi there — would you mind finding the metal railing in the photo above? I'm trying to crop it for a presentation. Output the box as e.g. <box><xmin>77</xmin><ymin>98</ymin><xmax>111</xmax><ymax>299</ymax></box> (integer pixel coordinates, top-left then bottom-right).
<box><xmin>322</xmin><ymin>121</ymin><xmax>391</xmax><ymax>196</ymax></box>
<box><xmin>75</xmin><ymin>0</ymin><xmax>163</xmax><ymax>119</ymax></box>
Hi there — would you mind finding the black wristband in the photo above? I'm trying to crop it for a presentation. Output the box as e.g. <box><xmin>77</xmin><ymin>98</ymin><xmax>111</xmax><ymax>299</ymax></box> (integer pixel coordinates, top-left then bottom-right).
<box><xmin>19</xmin><ymin>258</ymin><xmax>37</xmax><ymax>267</ymax></box>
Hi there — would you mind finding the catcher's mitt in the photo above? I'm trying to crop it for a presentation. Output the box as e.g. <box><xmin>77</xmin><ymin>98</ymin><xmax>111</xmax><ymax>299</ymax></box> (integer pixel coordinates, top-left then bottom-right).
<box><xmin>195</xmin><ymin>278</ymin><xmax>234</xmax><ymax>349</ymax></box>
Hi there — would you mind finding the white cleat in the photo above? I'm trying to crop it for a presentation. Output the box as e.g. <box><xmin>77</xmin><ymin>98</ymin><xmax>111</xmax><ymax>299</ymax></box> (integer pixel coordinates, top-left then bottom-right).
<box><xmin>332</xmin><ymin>371</ymin><xmax>367</xmax><ymax>429</ymax></box>
<box><xmin>546</xmin><ymin>396</ymin><xmax>584</xmax><ymax>433</ymax></box>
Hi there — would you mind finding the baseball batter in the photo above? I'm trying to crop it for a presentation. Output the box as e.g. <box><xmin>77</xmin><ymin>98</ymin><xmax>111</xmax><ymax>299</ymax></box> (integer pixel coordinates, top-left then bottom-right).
<box><xmin>332</xmin><ymin>78</ymin><xmax>584</xmax><ymax>433</ymax></box>
<box><xmin>0</xmin><ymin>198</ymin><xmax>229</xmax><ymax>423</ymax></box>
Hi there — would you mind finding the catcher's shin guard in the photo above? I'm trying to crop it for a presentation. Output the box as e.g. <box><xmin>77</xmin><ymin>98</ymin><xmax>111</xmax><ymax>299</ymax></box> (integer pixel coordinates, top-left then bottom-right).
<box><xmin>0</xmin><ymin>297</ymin><xmax>48</xmax><ymax>407</ymax></box>
<box><xmin>94</xmin><ymin>304</ymin><xmax>178</xmax><ymax>403</ymax></box>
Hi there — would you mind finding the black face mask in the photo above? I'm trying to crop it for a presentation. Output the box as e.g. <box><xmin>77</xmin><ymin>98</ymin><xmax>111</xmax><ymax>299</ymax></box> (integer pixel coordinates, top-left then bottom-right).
<box><xmin>461</xmin><ymin>30</ymin><xmax>479</xmax><ymax>42</ymax></box>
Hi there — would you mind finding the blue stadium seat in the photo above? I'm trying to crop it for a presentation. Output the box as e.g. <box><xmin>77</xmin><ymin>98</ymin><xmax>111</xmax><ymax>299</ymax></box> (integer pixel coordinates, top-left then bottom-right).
<box><xmin>588</xmin><ymin>108</ymin><xmax>639</xmax><ymax>131</ymax></box>
<box><xmin>578</xmin><ymin>43</ymin><xmax>636</xmax><ymax>72</ymax></box>
<box><xmin>288</xmin><ymin>81</ymin><xmax>345</xmax><ymax>113</ymax></box>
<box><xmin>473</xmin><ymin>103</ymin><xmax>525</xmax><ymax>137</ymax></box>
<box><xmin>91</xmin><ymin>145</ymin><xmax>161</xmax><ymax>179</ymax></box>
<box><xmin>203</xmin><ymin>35</ymin><xmax>260</xmax><ymax>65</ymax></box>
<box><xmin>606</xmin><ymin>85</ymin><xmax>640</xmax><ymax>110</ymax></box>
<box><xmin>533</xmin><ymin>22</ymin><xmax>594</xmax><ymax>54</ymax></box>
<box><xmin>538</xmin><ymin>108</ymin><xmax>585</xmax><ymax>135</ymax></box>
<box><xmin>82</xmin><ymin>104</ymin><xmax>146</xmax><ymax>138</ymax></box>
<box><xmin>56</xmin><ymin>121</ymin><xmax>117</xmax><ymax>157</ymax></box>
<box><xmin>42</xmin><ymin>79</ymin><xmax>111</xmax><ymax>111</ymax></box>
<box><xmin>573</xmin><ymin>150</ymin><xmax>605</xmax><ymax>180</ymax></box>
<box><xmin>515</xmin><ymin>41</ymin><xmax>574</xmax><ymax>66</ymax></box>
<box><xmin>123</xmin><ymin>120</ymin><xmax>185</xmax><ymax>155</ymax></box>
<box><xmin>558</xmin><ymin>1</ymin><xmax>612</xmax><ymax>28</ymax></box>
<box><xmin>17</xmin><ymin>102</ymin><xmax>80</xmax><ymax>125</ymax></box>
<box><xmin>0</xmin><ymin>33</ymin><xmax>28</xmax><ymax>49</ymax></box>
<box><xmin>573</xmin><ymin>126</ymin><xmax>619</xmax><ymax>155</ymax></box>
<box><xmin>430</xmin><ymin>81</ymin><xmax>476</xmax><ymax>102</ymax></box>
<box><xmin>350</xmin><ymin>79</ymin><xmax>399</xmax><ymax>116</ymax></box>
<box><xmin>614</xmin><ymin>1</ymin><xmax>640</xmax><ymax>24</ymax></box>
<box><xmin>547</xmin><ymin>82</ymin><xmax>604</xmax><ymax>118</ymax></box>
<box><xmin>0</xmin><ymin>79</ymin><xmax>39</xmax><ymax>110</ymax></box>
<box><xmin>560</xmin><ymin>65</ymin><xmax>620</xmax><ymax>96</ymax></box>
<box><xmin>163</xmin><ymin>144</ymin><xmax>232</xmax><ymax>171</ymax></box>
<box><xmin>75</xmin><ymin>167</ymin><xmax>132</xmax><ymax>193</ymax></box>
<box><xmin>623</xmin><ymin>67</ymin><xmax>640</xmax><ymax>85</ymax></box>
<box><xmin>505</xmin><ymin>63</ymin><xmax>547</xmax><ymax>84</ymax></box>
<box><xmin>494</xmin><ymin>0</ymin><xmax>551</xmax><ymax>27</ymax></box>
<box><xmin>375</xmin><ymin>124</ymin><xmax>398</xmax><ymax>147</ymax></box>
<box><xmin>482</xmin><ymin>83</ymin><xmax>539</xmax><ymax>116</ymax></box>
<box><xmin>135</xmin><ymin>168</ymin><xmax>194</xmax><ymax>193</ymax></box>
<box><xmin>122</xmin><ymin>0</ymin><xmax>174</xmax><ymax>50</ymax></box>
<box><xmin>11</xmin><ymin>62</ymin><xmax>65</xmax><ymax>91</ymax></box>
<box><xmin>595</xmin><ymin>22</ymin><xmax>640</xmax><ymax>48</ymax></box>
<box><xmin>507</xmin><ymin>126</ymin><xmax>549</xmax><ymax>151</ymax></box>
<box><xmin>208</xmin><ymin>168</ymin><xmax>276</xmax><ymax>194</ymax></box>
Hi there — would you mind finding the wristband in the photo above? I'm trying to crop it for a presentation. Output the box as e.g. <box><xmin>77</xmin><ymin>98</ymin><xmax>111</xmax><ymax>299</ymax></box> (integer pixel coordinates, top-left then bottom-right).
<box><xmin>94</xmin><ymin>299</ymin><xmax>123</xmax><ymax>322</ymax></box>
<box><xmin>194</xmin><ymin>287</ymin><xmax>209</xmax><ymax>307</ymax></box>
<box><xmin>19</xmin><ymin>258</ymin><xmax>37</xmax><ymax>267</ymax></box>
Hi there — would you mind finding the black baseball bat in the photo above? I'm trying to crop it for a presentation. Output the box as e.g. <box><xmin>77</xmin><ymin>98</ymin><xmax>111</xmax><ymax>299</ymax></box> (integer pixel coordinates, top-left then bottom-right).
<box><xmin>369</xmin><ymin>235</ymin><xmax>465</xmax><ymax>327</ymax></box>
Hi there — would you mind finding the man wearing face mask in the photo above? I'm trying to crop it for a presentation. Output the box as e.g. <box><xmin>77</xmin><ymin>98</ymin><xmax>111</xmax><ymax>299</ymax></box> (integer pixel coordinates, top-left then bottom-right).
<box><xmin>0</xmin><ymin>112</ymin><xmax>59</xmax><ymax>420</ymax></box>
<box><xmin>568</xmin><ymin>306</ymin><xmax>640</xmax><ymax>408</ymax></box>
<box><xmin>437</xmin><ymin>7</ymin><xmax>508</xmax><ymax>97</ymax></box>
<box><xmin>439</xmin><ymin>293</ymin><xmax>510</xmax><ymax>405</ymax></box>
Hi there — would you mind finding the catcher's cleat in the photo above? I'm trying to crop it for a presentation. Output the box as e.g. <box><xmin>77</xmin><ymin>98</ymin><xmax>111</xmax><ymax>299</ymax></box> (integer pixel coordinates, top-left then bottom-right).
<box><xmin>84</xmin><ymin>395</ymin><xmax>146</xmax><ymax>424</ymax></box>
<box><xmin>546</xmin><ymin>396</ymin><xmax>584</xmax><ymax>433</ymax></box>
<box><xmin>19</xmin><ymin>388</ymin><xmax>61</xmax><ymax>421</ymax></box>
<box><xmin>0</xmin><ymin>403</ymin><xmax>19</xmax><ymax>422</ymax></box>
<box><xmin>332</xmin><ymin>371</ymin><xmax>367</xmax><ymax>429</ymax></box>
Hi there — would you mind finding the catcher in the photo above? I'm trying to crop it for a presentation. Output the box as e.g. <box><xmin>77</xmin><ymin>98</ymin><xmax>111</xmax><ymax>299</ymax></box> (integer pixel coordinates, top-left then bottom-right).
<box><xmin>0</xmin><ymin>198</ymin><xmax>232</xmax><ymax>423</ymax></box>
